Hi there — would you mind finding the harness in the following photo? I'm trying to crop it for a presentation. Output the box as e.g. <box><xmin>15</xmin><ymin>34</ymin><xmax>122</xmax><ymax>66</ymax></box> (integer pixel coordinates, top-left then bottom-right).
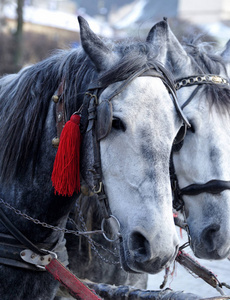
<box><xmin>171</xmin><ymin>74</ymin><xmax>230</xmax><ymax>211</ymax></box>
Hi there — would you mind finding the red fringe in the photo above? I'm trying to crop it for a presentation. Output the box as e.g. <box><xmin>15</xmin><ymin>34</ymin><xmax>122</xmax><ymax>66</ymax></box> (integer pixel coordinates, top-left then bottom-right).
<box><xmin>51</xmin><ymin>114</ymin><xmax>81</xmax><ymax>197</ymax></box>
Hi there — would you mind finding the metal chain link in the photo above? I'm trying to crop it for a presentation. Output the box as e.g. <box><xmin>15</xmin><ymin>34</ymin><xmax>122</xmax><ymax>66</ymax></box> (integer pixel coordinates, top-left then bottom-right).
<box><xmin>74</xmin><ymin>204</ymin><xmax>120</xmax><ymax>265</ymax></box>
<box><xmin>0</xmin><ymin>196</ymin><xmax>121</xmax><ymax>265</ymax></box>
<box><xmin>0</xmin><ymin>197</ymin><xmax>120</xmax><ymax>265</ymax></box>
<box><xmin>0</xmin><ymin>198</ymin><xmax>103</xmax><ymax>236</ymax></box>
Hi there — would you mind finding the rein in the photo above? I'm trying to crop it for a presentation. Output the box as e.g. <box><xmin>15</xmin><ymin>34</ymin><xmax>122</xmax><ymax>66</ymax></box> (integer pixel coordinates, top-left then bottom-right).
<box><xmin>171</xmin><ymin>74</ymin><xmax>230</xmax><ymax>211</ymax></box>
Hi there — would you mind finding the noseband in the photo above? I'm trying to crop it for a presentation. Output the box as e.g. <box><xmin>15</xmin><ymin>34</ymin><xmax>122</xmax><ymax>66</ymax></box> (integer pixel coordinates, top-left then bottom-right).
<box><xmin>171</xmin><ymin>74</ymin><xmax>230</xmax><ymax>210</ymax></box>
<box><xmin>81</xmin><ymin>64</ymin><xmax>189</xmax><ymax>239</ymax></box>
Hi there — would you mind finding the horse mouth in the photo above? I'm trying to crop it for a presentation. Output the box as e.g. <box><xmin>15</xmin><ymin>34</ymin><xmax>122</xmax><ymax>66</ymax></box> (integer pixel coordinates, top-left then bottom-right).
<box><xmin>119</xmin><ymin>238</ymin><xmax>179</xmax><ymax>274</ymax></box>
<box><xmin>191</xmin><ymin>239</ymin><xmax>230</xmax><ymax>260</ymax></box>
<box><xmin>119</xmin><ymin>239</ymin><xmax>142</xmax><ymax>273</ymax></box>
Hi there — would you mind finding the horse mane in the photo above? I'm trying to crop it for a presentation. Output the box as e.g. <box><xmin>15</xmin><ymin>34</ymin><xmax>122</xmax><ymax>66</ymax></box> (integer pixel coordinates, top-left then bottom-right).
<box><xmin>182</xmin><ymin>35</ymin><xmax>230</xmax><ymax>114</ymax></box>
<box><xmin>0</xmin><ymin>40</ymin><xmax>162</xmax><ymax>184</ymax></box>
<box><xmin>0</xmin><ymin>47</ymin><xmax>96</xmax><ymax>182</ymax></box>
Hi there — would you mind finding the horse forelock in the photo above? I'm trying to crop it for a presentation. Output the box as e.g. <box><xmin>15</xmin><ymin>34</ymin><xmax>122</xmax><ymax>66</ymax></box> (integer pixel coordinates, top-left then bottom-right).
<box><xmin>98</xmin><ymin>42</ymin><xmax>167</xmax><ymax>86</ymax></box>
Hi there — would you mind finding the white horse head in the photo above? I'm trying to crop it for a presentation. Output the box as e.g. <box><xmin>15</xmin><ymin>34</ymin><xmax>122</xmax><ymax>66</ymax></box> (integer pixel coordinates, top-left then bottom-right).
<box><xmin>79</xmin><ymin>17</ymin><xmax>184</xmax><ymax>273</ymax></box>
<box><xmin>147</xmin><ymin>20</ymin><xmax>230</xmax><ymax>260</ymax></box>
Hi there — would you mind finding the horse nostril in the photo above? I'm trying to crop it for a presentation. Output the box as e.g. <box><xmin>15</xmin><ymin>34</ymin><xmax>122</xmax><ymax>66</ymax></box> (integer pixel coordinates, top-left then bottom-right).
<box><xmin>130</xmin><ymin>231</ymin><xmax>151</xmax><ymax>263</ymax></box>
<box><xmin>201</xmin><ymin>224</ymin><xmax>220</xmax><ymax>251</ymax></box>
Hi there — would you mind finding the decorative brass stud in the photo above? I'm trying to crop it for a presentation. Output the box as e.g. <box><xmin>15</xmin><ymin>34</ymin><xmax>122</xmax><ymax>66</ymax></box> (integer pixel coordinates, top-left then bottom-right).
<box><xmin>211</xmin><ymin>76</ymin><xmax>222</xmax><ymax>84</ymax></box>
<box><xmin>52</xmin><ymin>137</ymin><xmax>60</xmax><ymax>148</ymax></box>
<box><xmin>52</xmin><ymin>95</ymin><xmax>59</xmax><ymax>103</ymax></box>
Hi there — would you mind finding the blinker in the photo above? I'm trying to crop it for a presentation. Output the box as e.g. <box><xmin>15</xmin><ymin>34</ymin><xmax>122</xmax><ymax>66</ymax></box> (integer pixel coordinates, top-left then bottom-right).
<box><xmin>173</xmin><ymin>124</ymin><xmax>187</xmax><ymax>145</ymax></box>
<box><xmin>96</xmin><ymin>100</ymin><xmax>113</xmax><ymax>141</ymax></box>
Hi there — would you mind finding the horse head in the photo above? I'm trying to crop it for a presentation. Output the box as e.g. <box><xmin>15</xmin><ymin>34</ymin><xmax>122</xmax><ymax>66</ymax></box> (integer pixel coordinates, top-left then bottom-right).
<box><xmin>147</xmin><ymin>19</ymin><xmax>230</xmax><ymax>260</ymax></box>
<box><xmin>78</xmin><ymin>17</ymin><xmax>183</xmax><ymax>274</ymax></box>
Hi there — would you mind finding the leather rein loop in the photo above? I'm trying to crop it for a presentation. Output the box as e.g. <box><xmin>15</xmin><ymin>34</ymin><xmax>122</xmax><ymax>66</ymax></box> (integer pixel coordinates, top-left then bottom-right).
<box><xmin>172</xmin><ymin>73</ymin><xmax>230</xmax><ymax>210</ymax></box>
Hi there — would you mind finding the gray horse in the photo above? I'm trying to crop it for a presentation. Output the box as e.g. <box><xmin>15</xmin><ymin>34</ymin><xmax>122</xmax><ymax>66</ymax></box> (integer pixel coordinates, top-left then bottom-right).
<box><xmin>0</xmin><ymin>16</ymin><xmax>187</xmax><ymax>299</ymax></box>
<box><xmin>148</xmin><ymin>19</ymin><xmax>230</xmax><ymax>260</ymax></box>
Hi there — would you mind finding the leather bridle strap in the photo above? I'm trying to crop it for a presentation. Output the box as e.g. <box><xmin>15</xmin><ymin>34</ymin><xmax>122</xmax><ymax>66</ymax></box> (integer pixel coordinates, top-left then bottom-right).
<box><xmin>181</xmin><ymin>86</ymin><xmax>200</xmax><ymax>110</ymax></box>
<box><xmin>180</xmin><ymin>180</ymin><xmax>230</xmax><ymax>196</ymax></box>
<box><xmin>0</xmin><ymin>207</ymin><xmax>47</xmax><ymax>256</ymax></box>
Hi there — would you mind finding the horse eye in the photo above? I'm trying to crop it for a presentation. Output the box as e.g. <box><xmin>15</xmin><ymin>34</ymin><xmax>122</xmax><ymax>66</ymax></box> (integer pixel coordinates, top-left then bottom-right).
<box><xmin>112</xmin><ymin>117</ymin><xmax>126</xmax><ymax>131</ymax></box>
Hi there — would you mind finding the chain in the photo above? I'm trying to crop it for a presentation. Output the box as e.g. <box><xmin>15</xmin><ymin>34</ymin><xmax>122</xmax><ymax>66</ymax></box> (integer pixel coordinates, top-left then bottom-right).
<box><xmin>74</xmin><ymin>204</ymin><xmax>120</xmax><ymax>265</ymax></box>
<box><xmin>0</xmin><ymin>198</ymin><xmax>103</xmax><ymax>236</ymax></box>
<box><xmin>0</xmin><ymin>197</ymin><xmax>120</xmax><ymax>265</ymax></box>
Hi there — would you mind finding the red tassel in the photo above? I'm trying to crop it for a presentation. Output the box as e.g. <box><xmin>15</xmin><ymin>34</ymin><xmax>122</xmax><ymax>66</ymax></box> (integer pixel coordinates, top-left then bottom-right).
<box><xmin>51</xmin><ymin>114</ymin><xmax>81</xmax><ymax>197</ymax></box>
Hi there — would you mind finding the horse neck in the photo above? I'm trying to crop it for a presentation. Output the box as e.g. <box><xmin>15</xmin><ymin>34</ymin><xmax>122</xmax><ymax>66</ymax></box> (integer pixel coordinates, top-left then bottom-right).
<box><xmin>0</xmin><ymin>100</ymin><xmax>78</xmax><ymax>244</ymax></box>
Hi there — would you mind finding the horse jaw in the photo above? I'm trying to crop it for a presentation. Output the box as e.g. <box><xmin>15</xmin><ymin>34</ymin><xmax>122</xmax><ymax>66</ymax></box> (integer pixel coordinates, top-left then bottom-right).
<box><xmin>184</xmin><ymin>193</ymin><xmax>230</xmax><ymax>260</ymax></box>
<box><xmin>173</xmin><ymin>105</ymin><xmax>230</xmax><ymax>260</ymax></box>
<box><xmin>99</xmin><ymin>78</ymin><xmax>180</xmax><ymax>274</ymax></box>
<box><xmin>78</xmin><ymin>16</ymin><xmax>119</xmax><ymax>72</ymax></box>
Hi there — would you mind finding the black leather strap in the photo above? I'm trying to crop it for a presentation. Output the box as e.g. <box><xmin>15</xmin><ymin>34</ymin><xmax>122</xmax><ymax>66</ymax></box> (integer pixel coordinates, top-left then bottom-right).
<box><xmin>0</xmin><ymin>233</ymin><xmax>53</xmax><ymax>270</ymax></box>
<box><xmin>181</xmin><ymin>180</ymin><xmax>230</xmax><ymax>196</ymax></box>
<box><xmin>0</xmin><ymin>208</ymin><xmax>47</xmax><ymax>256</ymax></box>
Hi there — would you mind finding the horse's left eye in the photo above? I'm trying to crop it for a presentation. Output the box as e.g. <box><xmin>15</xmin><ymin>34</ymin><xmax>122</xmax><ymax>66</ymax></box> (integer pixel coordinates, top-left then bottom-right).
<box><xmin>112</xmin><ymin>117</ymin><xmax>126</xmax><ymax>131</ymax></box>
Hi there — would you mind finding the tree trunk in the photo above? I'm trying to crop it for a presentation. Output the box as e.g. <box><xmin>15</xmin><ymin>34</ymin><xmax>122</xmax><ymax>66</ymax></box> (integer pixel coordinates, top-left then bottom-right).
<box><xmin>13</xmin><ymin>0</ymin><xmax>24</xmax><ymax>70</ymax></box>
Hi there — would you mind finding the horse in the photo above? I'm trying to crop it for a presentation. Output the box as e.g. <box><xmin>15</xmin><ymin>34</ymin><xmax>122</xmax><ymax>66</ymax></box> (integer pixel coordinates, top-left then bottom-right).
<box><xmin>147</xmin><ymin>19</ymin><xmax>230</xmax><ymax>260</ymax></box>
<box><xmin>0</xmin><ymin>16</ymin><xmax>188</xmax><ymax>299</ymax></box>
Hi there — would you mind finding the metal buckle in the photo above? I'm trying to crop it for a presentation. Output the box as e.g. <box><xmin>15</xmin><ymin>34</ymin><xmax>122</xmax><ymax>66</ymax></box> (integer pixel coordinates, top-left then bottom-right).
<box><xmin>20</xmin><ymin>249</ymin><xmax>57</xmax><ymax>270</ymax></box>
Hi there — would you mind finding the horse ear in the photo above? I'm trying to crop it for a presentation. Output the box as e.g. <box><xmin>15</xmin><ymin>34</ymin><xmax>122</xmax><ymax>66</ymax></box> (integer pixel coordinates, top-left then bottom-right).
<box><xmin>146</xmin><ymin>19</ymin><xmax>191</xmax><ymax>76</ymax></box>
<box><xmin>78</xmin><ymin>16</ymin><xmax>117</xmax><ymax>72</ymax></box>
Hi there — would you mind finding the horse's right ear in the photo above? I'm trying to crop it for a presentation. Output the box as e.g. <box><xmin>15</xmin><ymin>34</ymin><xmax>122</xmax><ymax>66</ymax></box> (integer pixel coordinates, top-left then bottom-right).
<box><xmin>146</xmin><ymin>19</ymin><xmax>169</xmax><ymax>62</ymax></box>
<box><xmin>78</xmin><ymin>16</ymin><xmax>118</xmax><ymax>72</ymax></box>
<box><xmin>146</xmin><ymin>19</ymin><xmax>191</xmax><ymax>76</ymax></box>
<box><xmin>146</xmin><ymin>19</ymin><xmax>168</xmax><ymax>45</ymax></box>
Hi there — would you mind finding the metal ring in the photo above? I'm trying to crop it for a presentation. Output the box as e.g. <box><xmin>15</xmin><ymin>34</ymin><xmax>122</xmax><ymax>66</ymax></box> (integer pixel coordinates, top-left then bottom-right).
<box><xmin>93</xmin><ymin>182</ymin><xmax>102</xmax><ymax>194</ymax></box>
<box><xmin>101</xmin><ymin>215</ymin><xmax>121</xmax><ymax>242</ymax></box>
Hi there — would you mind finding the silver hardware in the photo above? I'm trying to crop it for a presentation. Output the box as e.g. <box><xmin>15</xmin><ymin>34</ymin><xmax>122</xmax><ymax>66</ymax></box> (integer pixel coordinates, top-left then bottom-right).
<box><xmin>175</xmin><ymin>75</ymin><xmax>230</xmax><ymax>90</ymax></box>
<box><xmin>101</xmin><ymin>215</ymin><xmax>121</xmax><ymax>242</ymax></box>
<box><xmin>20</xmin><ymin>249</ymin><xmax>57</xmax><ymax>269</ymax></box>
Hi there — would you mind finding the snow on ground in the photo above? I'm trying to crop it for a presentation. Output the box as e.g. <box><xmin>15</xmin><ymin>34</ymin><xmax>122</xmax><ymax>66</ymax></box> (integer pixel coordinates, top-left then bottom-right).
<box><xmin>147</xmin><ymin>227</ymin><xmax>230</xmax><ymax>298</ymax></box>
<box><xmin>3</xmin><ymin>2</ymin><xmax>114</xmax><ymax>38</ymax></box>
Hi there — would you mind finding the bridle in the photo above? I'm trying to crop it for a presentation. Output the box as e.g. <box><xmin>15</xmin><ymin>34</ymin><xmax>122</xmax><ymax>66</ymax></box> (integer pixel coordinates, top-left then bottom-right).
<box><xmin>171</xmin><ymin>74</ymin><xmax>230</xmax><ymax>211</ymax></box>
<box><xmin>80</xmin><ymin>63</ymin><xmax>190</xmax><ymax>241</ymax></box>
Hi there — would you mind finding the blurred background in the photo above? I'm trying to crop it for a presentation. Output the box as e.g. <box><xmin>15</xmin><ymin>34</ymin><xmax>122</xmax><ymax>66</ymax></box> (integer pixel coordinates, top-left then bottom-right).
<box><xmin>1</xmin><ymin>0</ymin><xmax>230</xmax><ymax>75</ymax></box>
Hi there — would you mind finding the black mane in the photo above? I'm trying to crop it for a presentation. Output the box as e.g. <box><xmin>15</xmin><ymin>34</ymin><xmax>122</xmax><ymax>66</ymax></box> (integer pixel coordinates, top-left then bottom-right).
<box><xmin>0</xmin><ymin>40</ymin><xmax>162</xmax><ymax>182</ymax></box>
<box><xmin>0</xmin><ymin>47</ymin><xmax>96</xmax><ymax>182</ymax></box>
<box><xmin>183</xmin><ymin>36</ymin><xmax>230</xmax><ymax>113</ymax></box>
